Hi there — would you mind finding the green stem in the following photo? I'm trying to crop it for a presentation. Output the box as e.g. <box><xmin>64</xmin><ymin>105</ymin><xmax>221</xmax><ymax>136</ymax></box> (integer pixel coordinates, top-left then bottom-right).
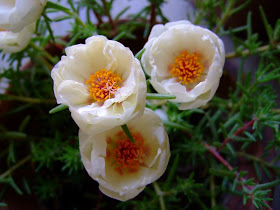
<box><xmin>37</xmin><ymin>56</ymin><xmax>53</xmax><ymax>71</ymax></box>
<box><xmin>0</xmin><ymin>94</ymin><xmax>56</xmax><ymax>104</ymax></box>
<box><xmin>0</xmin><ymin>131</ymin><xmax>27</xmax><ymax>140</ymax></box>
<box><xmin>68</xmin><ymin>11</ymin><xmax>86</xmax><ymax>28</ymax></box>
<box><xmin>29</xmin><ymin>42</ymin><xmax>55</xmax><ymax>65</ymax></box>
<box><xmin>146</xmin><ymin>93</ymin><xmax>176</xmax><ymax>100</ymax></box>
<box><xmin>215</xmin><ymin>0</ymin><xmax>235</xmax><ymax>34</ymax></box>
<box><xmin>209</xmin><ymin>168</ymin><xmax>235</xmax><ymax>178</ymax></box>
<box><xmin>112</xmin><ymin>31</ymin><xmax>126</xmax><ymax>41</ymax></box>
<box><xmin>101</xmin><ymin>0</ymin><xmax>117</xmax><ymax>33</ymax></box>
<box><xmin>164</xmin><ymin>153</ymin><xmax>180</xmax><ymax>190</ymax></box>
<box><xmin>253</xmin><ymin>179</ymin><xmax>280</xmax><ymax>192</ymax></box>
<box><xmin>0</xmin><ymin>155</ymin><xmax>31</xmax><ymax>179</ymax></box>
<box><xmin>92</xmin><ymin>8</ymin><xmax>103</xmax><ymax>26</ymax></box>
<box><xmin>225</xmin><ymin>44</ymin><xmax>277</xmax><ymax>59</ymax></box>
<box><xmin>46</xmin><ymin>1</ymin><xmax>85</xmax><ymax>28</ymax></box>
<box><xmin>193</xmin><ymin>5</ymin><xmax>204</xmax><ymax>25</ymax></box>
<box><xmin>135</xmin><ymin>48</ymin><xmax>145</xmax><ymax>60</ymax></box>
<box><xmin>163</xmin><ymin>120</ymin><xmax>192</xmax><ymax>132</ymax></box>
<box><xmin>272</xmin><ymin>108</ymin><xmax>280</xmax><ymax>113</ymax></box>
<box><xmin>210</xmin><ymin>175</ymin><xmax>216</xmax><ymax>208</ymax></box>
<box><xmin>205</xmin><ymin>112</ymin><xmax>218</xmax><ymax>141</ymax></box>
<box><xmin>153</xmin><ymin>182</ymin><xmax>166</xmax><ymax>210</ymax></box>
<box><xmin>0</xmin><ymin>203</ymin><xmax>7</xmax><ymax>207</ymax></box>
<box><xmin>259</xmin><ymin>6</ymin><xmax>273</xmax><ymax>45</ymax></box>
<box><xmin>210</xmin><ymin>158</ymin><xmax>216</xmax><ymax>208</ymax></box>
<box><xmin>121</xmin><ymin>124</ymin><xmax>135</xmax><ymax>143</ymax></box>
<box><xmin>86</xmin><ymin>8</ymin><xmax>92</xmax><ymax>25</ymax></box>
<box><xmin>236</xmin><ymin>152</ymin><xmax>280</xmax><ymax>171</ymax></box>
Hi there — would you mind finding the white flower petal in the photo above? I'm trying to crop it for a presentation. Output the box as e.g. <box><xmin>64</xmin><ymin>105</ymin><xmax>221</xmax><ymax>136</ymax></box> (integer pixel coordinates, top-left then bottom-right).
<box><xmin>57</xmin><ymin>81</ymin><xmax>89</xmax><ymax>106</ymax></box>
<box><xmin>99</xmin><ymin>185</ymin><xmax>145</xmax><ymax>202</ymax></box>
<box><xmin>0</xmin><ymin>23</ymin><xmax>35</xmax><ymax>53</ymax></box>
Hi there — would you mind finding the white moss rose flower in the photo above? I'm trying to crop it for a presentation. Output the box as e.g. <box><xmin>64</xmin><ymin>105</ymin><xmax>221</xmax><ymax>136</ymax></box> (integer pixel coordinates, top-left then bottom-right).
<box><xmin>79</xmin><ymin>108</ymin><xmax>170</xmax><ymax>201</ymax></box>
<box><xmin>141</xmin><ymin>20</ymin><xmax>225</xmax><ymax>110</ymax></box>
<box><xmin>51</xmin><ymin>35</ymin><xmax>147</xmax><ymax>135</ymax></box>
<box><xmin>0</xmin><ymin>24</ymin><xmax>35</xmax><ymax>53</ymax></box>
<box><xmin>0</xmin><ymin>0</ymin><xmax>47</xmax><ymax>53</ymax></box>
<box><xmin>0</xmin><ymin>0</ymin><xmax>47</xmax><ymax>32</ymax></box>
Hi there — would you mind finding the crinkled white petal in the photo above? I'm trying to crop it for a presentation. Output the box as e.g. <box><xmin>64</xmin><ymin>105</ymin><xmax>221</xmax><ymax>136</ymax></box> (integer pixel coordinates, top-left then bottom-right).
<box><xmin>57</xmin><ymin>80</ymin><xmax>89</xmax><ymax>106</ymax></box>
<box><xmin>0</xmin><ymin>0</ymin><xmax>47</xmax><ymax>32</ymax></box>
<box><xmin>154</xmin><ymin>108</ymin><xmax>168</xmax><ymax>122</ymax></box>
<box><xmin>99</xmin><ymin>185</ymin><xmax>145</xmax><ymax>202</ymax></box>
<box><xmin>79</xmin><ymin>108</ymin><xmax>170</xmax><ymax>201</ymax></box>
<box><xmin>141</xmin><ymin>20</ymin><xmax>225</xmax><ymax>110</ymax></box>
<box><xmin>0</xmin><ymin>23</ymin><xmax>35</xmax><ymax>53</ymax></box>
<box><xmin>51</xmin><ymin>35</ymin><xmax>147</xmax><ymax>135</ymax></box>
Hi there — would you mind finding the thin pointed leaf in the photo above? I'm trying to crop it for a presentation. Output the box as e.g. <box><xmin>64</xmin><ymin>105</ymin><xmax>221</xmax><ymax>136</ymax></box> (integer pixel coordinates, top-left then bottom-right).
<box><xmin>49</xmin><ymin>104</ymin><xmax>68</xmax><ymax>114</ymax></box>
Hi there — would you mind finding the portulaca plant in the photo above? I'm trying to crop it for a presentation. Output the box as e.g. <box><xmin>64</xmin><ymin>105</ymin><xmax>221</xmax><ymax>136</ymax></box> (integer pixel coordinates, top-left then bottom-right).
<box><xmin>1</xmin><ymin>1</ymin><xmax>279</xmax><ymax>209</ymax></box>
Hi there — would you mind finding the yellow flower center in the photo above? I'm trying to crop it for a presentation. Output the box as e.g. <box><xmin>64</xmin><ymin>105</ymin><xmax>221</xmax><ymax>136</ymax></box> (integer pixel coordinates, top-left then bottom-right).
<box><xmin>169</xmin><ymin>51</ymin><xmax>204</xmax><ymax>85</ymax></box>
<box><xmin>86</xmin><ymin>69</ymin><xmax>122</xmax><ymax>102</ymax></box>
<box><xmin>106</xmin><ymin>131</ymin><xmax>147</xmax><ymax>175</ymax></box>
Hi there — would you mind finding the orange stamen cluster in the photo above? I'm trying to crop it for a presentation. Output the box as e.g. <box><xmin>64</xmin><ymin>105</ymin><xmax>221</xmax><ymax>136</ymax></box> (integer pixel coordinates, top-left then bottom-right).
<box><xmin>169</xmin><ymin>51</ymin><xmax>204</xmax><ymax>85</ymax></box>
<box><xmin>110</xmin><ymin>132</ymin><xmax>145</xmax><ymax>175</ymax></box>
<box><xmin>86</xmin><ymin>69</ymin><xmax>122</xmax><ymax>102</ymax></box>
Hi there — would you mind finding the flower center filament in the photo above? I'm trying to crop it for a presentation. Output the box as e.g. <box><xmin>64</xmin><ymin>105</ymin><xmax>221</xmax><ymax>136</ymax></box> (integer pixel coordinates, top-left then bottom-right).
<box><xmin>110</xmin><ymin>132</ymin><xmax>145</xmax><ymax>175</ymax></box>
<box><xmin>169</xmin><ymin>51</ymin><xmax>204</xmax><ymax>85</ymax></box>
<box><xmin>86</xmin><ymin>69</ymin><xmax>122</xmax><ymax>102</ymax></box>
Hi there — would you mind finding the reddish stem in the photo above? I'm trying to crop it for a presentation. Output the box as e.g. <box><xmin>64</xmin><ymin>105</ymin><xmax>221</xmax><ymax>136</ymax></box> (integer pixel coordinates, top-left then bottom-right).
<box><xmin>93</xmin><ymin>9</ymin><xmax>103</xmax><ymax>26</ymax></box>
<box><xmin>149</xmin><ymin>2</ymin><xmax>156</xmax><ymax>31</ymax></box>
<box><xmin>203</xmin><ymin>142</ymin><xmax>272</xmax><ymax>209</ymax></box>
<box><xmin>101</xmin><ymin>0</ymin><xmax>117</xmax><ymax>33</ymax></box>
<box><xmin>218</xmin><ymin>118</ymin><xmax>257</xmax><ymax>151</ymax></box>
<box><xmin>203</xmin><ymin>142</ymin><xmax>233</xmax><ymax>170</ymax></box>
<box><xmin>265</xmin><ymin>202</ymin><xmax>273</xmax><ymax>210</ymax></box>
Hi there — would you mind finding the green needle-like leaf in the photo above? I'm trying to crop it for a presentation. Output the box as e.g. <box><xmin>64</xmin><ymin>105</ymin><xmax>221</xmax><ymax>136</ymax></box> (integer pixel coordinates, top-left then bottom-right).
<box><xmin>121</xmin><ymin>124</ymin><xmax>135</xmax><ymax>144</ymax></box>
<box><xmin>49</xmin><ymin>104</ymin><xmax>68</xmax><ymax>114</ymax></box>
<box><xmin>146</xmin><ymin>93</ymin><xmax>176</xmax><ymax>100</ymax></box>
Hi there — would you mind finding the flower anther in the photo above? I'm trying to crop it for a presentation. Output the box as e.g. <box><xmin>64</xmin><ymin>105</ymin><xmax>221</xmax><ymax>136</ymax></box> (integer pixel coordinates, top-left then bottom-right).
<box><xmin>86</xmin><ymin>69</ymin><xmax>122</xmax><ymax>102</ymax></box>
<box><xmin>169</xmin><ymin>51</ymin><xmax>204</xmax><ymax>85</ymax></box>
<box><xmin>106</xmin><ymin>131</ymin><xmax>147</xmax><ymax>175</ymax></box>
